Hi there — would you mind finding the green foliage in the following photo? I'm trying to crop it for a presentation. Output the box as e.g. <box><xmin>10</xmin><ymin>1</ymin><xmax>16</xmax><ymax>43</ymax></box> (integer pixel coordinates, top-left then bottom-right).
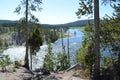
<box><xmin>14</xmin><ymin>61</ymin><xmax>21</xmax><ymax>68</ymax></box>
<box><xmin>76</xmin><ymin>0</ymin><xmax>93</xmax><ymax>18</ymax></box>
<box><xmin>76</xmin><ymin>0</ymin><xmax>119</xmax><ymax>18</ymax></box>
<box><xmin>28</xmin><ymin>26</ymin><xmax>43</xmax><ymax>70</ymax></box>
<box><xmin>0</xmin><ymin>26</ymin><xmax>15</xmax><ymax>34</ymax></box>
<box><xmin>100</xmin><ymin>4</ymin><xmax>120</xmax><ymax>58</ymax></box>
<box><xmin>76</xmin><ymin>4</ymin><xmax>120</xmax><ymax>79</ymax></box>
<box><xmin>0</xmin><ymin>55</ymin><xmax>12</xmax><ymax>72</ymax></box>
<box><xmin>0</xmin><ymin>39</ymin><xmax>8</xmax><ymax>55</ymax></box>
<box><xmin>100</xmin><ymin>5</ymin><xmax>120</xmax><ymax>79</ymax></box>
<box><xmin>0</xmin><ymin>39</ymin><xmax>3</xmax><ymax>48</ymax></box>
<box><xmin>56</xmin><ymin>52</ymin><xmax>70</xmax><ymax>71</ymax></box>
<box><xmin>101</xmin><ymin>57</ymin><xmax>114</xmax><ymax>68</ymax></box>
<box><xmin>43</xmin><ymin>39</ymin><xmax>54</xmax><ymax>71</ymax></box>
<box><xmin>17</xmin><ymin>19</ymin><xmax>26</xmax><ymax>34</ymax></box>
<box><xmin>42</xmin><ymin>27</ymin><xmax>60</xmax><ymax>43</ymax></box>
<box><xmin>14</xmin><ymin>0</ymin><xmax>42</xmax><ymax>23</ymax></box>
<box><xmin>100</xmin><ymin>56</ymin><xmax>116</xmax><ymax>79</ymax></box>
<box><xmin>28</xmin><ymin>27</ymin><xmax>43</xmax><ymax>54</ymax></box>
<box><xmin>49</xmin><ymin>29</ymin><xmax>59</xmax><ymax>42</ymax></box>
<box><xmin>43</xmin><ymin>53</ymin><xmax>54</xmax><ymax>71</ymax></box>
<box><xmin>13</xmin><ymin>67</ymin><xmax>16</xmax><ymax>72</ymax></box>
<box><xmin>43</xmin><ymin>39</ymin><xmax>70</xmax><ymax>71</ymax></box>
<box><xmin>102</xmin><ymin>0</ymin><xmax>120</xmax><ymax>5</ymax></box>
<box><xmin>15</xmin><ymin>0</ymin><xmax>42</xmax><ymax>13</ymax></box>
<box><xmin>76</xmin><ymin>41</ymin><xmax>95</xmax><ymax>70</ymax></box>
<box><xmin>76</xmin><ymin>21</ymin><xmax>95</xmax><ymax>78</ymax></box>
<box><xmin>82</xmin><ymin>20</ymin><xmax>94</xmax><ymax>42</ymax></box>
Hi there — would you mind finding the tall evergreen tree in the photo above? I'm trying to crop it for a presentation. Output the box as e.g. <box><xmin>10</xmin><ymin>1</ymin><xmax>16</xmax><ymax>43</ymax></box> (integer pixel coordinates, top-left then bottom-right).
<box><xmin>76</xmin><ymin>0</ymin><xmax>100</xmax><ymax>79</ymax></box>
<box><xmin>100</xmin><ymin>4</ymin><xmax>120</xmax><ymax>79</ymax></box>
<box><xmin>76</xmin><ymin>0</ymin><xmax>119</xmax><ymax>79</ymax></box>
<box><xmin>14</xmin><ymin>0</ymin><xmax>42</xmax><ymax>70</ymax></box>
<box><xmin>28</xmin><ymin>27</ymin><xmax>43</xmax><ymax>70</ymax></box>
<box><xmin>94</xmin><ymin>0</ymin><xmax>100</xmax><ymax>79</ymax></box>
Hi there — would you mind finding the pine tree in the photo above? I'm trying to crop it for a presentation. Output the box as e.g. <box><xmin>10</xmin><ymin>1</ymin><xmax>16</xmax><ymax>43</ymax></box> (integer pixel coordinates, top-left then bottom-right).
<box><xmin>14</xmin><ymin>0</ymin><xmax>42</xmax><ymax>70</ymax></box>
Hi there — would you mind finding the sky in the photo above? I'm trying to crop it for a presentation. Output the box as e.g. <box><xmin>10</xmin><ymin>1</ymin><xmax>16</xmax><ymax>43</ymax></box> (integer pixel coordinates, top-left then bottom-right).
<box><xmin>0</xmin><ymin>0</ymin><xmax>114</xmax><ymax>24</ymax></box>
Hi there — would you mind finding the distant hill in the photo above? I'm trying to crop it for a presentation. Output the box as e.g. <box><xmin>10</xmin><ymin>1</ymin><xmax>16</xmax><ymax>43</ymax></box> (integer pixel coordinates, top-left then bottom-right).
<box><xmin>42</xmin><ymin>19</ymin><xmax>94</xmax><ymax>27</ymax></box>
<box><xmin>62</xmin><ymin>19</ymin><xmax>94</xmax><ymax>27</ymax></box>
<box><xmin>0</xmin><ymin>20</ymin><xmax>18</xmax><ymax>24</ymax></box>
<box><xmin>0</xmin><ymin>19</ymin><xmax>94</xmax><ymax>27</ymax></box>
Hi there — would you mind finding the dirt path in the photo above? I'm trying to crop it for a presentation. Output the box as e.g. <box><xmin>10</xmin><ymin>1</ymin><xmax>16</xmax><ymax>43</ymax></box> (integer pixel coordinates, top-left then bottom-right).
<box><xmin>0</xmin><ymin>67</ymin><xmax>32</xmax><ymax>80</ymax></box>
<box><xmin>53</xmin><ymin>71</ymin><xmax>74</xmax><ymax>80</ymax></box>
<box><xmin>0</xmin><ymin>67</ymin><xmax>86</xmax><ymax>80</ymax></box>
<box><xmin>43</xmin><ymin>71</ymin><xmax>85</xmax><ymax>80</ymax></box>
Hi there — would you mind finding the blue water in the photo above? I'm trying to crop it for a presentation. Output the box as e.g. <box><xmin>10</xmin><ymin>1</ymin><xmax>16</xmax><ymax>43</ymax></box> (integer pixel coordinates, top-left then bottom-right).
<box><xmin>2</xmin><ymin>28</ymin><xmax>84</xmax><ymax>70</ymax></box>
<box><xmin>53</xmin><ymin>29</ymin><xmax>84</xmax><ymax>65</ymax></box>
<box><xmin>2</xmin><ymin>28</ymin><xmax>112</xmax><ymax>70</ymax></box>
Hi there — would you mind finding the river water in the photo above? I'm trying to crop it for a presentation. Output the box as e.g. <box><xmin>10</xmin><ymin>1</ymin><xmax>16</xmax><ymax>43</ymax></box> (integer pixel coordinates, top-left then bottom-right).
<box><xmin>2</xmin><ymin>28</ymin><xmax>84</xmax><ymax>70</ymax></box>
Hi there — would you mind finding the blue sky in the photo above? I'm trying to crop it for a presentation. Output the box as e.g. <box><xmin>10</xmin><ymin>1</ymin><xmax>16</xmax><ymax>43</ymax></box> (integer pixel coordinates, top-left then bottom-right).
<box><xmin>0</xmin><ymin>0</ymin><xmax>114</xmax><ymax>24</ymax></box>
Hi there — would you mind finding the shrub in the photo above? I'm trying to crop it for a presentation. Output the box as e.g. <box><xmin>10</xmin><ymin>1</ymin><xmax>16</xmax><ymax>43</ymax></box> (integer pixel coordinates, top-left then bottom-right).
<box><xmin>43</xmin><ymin>39</ymin><xmax>54</xmax><ymax>72</ymax></box>
<box><xmin>14</xmin><ymin>61</ymin><xmax>21</xmax><ymax>68</ymax></box>
<box><xmin>0</xmin><ymin>55</ymin><xmax>12</xmax><ymax>72</ymax></box>
<box><xmin>56</xmin><ymin>52</ymin><xmax>70</xmax><ymax>71</ymax></box>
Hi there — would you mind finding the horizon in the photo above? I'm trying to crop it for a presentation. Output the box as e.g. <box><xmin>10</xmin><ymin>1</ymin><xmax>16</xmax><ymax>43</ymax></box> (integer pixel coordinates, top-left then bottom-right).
<box><xmin>0</xmin><ymin>18</ymin><xmax>94</xmax><ymax>24</ymax></box>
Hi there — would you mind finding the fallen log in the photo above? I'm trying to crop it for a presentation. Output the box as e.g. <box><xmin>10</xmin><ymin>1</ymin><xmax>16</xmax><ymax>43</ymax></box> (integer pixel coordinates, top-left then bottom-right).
<box><xmin>66</xmin><ymin>63</ymin><xmax>80</xmax><ymax>72</ymax></box>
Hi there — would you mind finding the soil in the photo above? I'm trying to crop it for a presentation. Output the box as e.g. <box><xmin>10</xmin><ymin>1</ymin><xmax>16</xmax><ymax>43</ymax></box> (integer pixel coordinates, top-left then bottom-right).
<box><xmin>0</xmin><ymin>67</ymin><xmax>33</xmax><ymax>80</ymax></box>
<box><xmin>0</xmin><ymin>67</ymin><xmax>87</xmax><ymax>80</ymax></box>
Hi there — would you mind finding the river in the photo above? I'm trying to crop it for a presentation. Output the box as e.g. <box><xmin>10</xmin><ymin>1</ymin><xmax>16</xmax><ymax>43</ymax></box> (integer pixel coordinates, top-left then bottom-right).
<box><xmin>1</xmin><ymin>28</ymin><xmax>84</xmax><ymax>70</ymax></box>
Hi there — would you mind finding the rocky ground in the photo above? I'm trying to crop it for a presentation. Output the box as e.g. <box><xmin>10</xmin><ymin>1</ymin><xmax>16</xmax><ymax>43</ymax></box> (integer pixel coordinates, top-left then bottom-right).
<box><xmin>0</xmin><ymin>67</ymin><xmax>87</xmax><ymax>80</ymax></box>
<box><xmin>42</xmin><ymin>71</ymin><xmax>86</xmax><ymax>80</ymax></box>
<box><xmin>0</xmin><ymin>67</ymin><xmax>32</xmax><ymax>80</ymax></box>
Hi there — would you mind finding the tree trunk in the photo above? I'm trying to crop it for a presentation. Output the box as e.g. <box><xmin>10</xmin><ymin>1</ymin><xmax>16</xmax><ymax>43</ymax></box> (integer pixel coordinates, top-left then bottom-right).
<box><xmin>117</xmin><ymin>51</ymin><xmax>120</xmax><ymax>79</ymax></box>
<box><xmin>24</xmin><ymin>0</ymin><xmax>29</xmax><ymax>70</ymax></box>
<box><xmin>67</xmin><ymin>31</ymin><xmax>70</xmax><ymax>67</ymax></box>
<box><xmin>30</xmin><ymin>46</ymin><xmax>32</xmax><ymax>70</ymax></box>
<box><xmin>61</xmin><ymin>27</ymin><xmax>65</xmax><ymax>52</ymax></box>
<box><xmin>93</xmin><ymin>0</ymin><xmax>100</xmax><ymax>80</ymax></box>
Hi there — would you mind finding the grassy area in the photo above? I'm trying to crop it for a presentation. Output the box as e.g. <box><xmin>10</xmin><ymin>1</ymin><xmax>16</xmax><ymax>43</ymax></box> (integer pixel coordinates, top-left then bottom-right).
<box><xmin>0</xmin><ymin>47</ymin><xmax>7</xmax><ymax>55</ymax></box>
<box><xmin>69</xmin><ymin>26</ymin><xmax>85</xmax><ymax>29</ymax></box>
<box><xmin>0</xmin><ymin>31</ymin><xmax>15</xmax><ymax>37</ymax></box>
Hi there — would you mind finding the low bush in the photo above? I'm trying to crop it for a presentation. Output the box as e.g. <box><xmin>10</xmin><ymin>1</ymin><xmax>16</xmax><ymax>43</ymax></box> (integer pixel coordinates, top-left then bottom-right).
<box><xmin>0</xmin><ymin>55</ymin><xmax>12</xmax><ymax>72</ymax></box>
<box><xmin>14</xmin><ymin>61</ymin><xmax>21</xmax><ymax>68</ymax></box>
